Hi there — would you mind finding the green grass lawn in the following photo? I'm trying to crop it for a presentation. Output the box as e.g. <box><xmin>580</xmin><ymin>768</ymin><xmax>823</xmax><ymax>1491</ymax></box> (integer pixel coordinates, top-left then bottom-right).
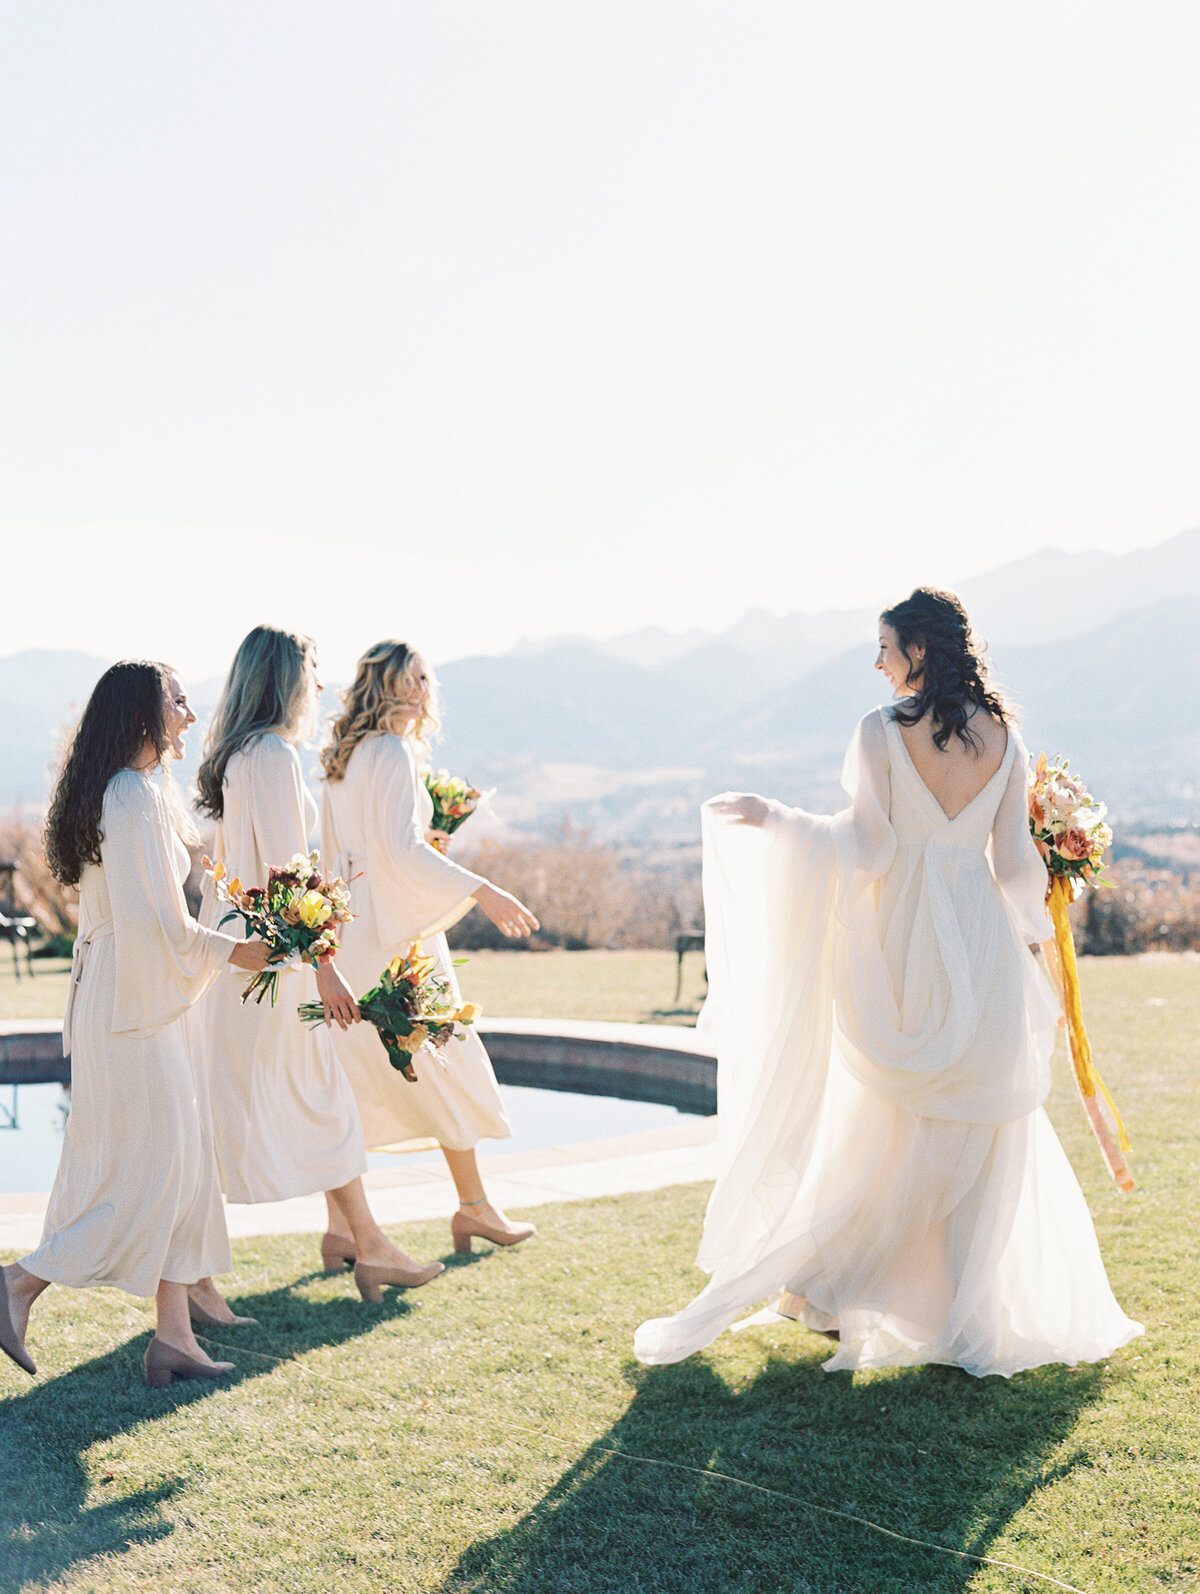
<box><xmin>0</xmin><ymin>957</ymin><xmax>72</xmax><ymax>1024</ymax></box>
<box><xmin>457</xmin><ymin>948</ymin><xmax>710</xmax><ymax>1026</ymax></box>
<box><xmin>0</xmin><ymin>949</ymin><xmax>710</xmax><ymax>1028</ymax></box>
<box><xmin>1</xmin><ymin>954</ymin><xmax>1197</xmax><ymax>1592</ymax></box>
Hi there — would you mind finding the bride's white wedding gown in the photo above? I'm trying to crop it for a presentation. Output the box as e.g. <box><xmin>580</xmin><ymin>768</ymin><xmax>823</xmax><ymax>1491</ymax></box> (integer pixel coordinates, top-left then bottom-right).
<box><xmin>634</xmin><ymin>708</ymin><xmax>1142</xmax><ymax>1377</ymax></box>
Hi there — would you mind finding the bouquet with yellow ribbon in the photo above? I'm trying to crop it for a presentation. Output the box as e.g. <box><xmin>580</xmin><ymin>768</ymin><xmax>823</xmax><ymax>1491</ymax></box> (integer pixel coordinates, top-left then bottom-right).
<box><xmin>298</xmin><ymin>943</ymin><xmax>480</xmax><ymax>1082</ymax></box>
<box><xmin>1029</xmin><ymin>755</ymin><xmax>1135</xmax><ymax>1192</ymax></box>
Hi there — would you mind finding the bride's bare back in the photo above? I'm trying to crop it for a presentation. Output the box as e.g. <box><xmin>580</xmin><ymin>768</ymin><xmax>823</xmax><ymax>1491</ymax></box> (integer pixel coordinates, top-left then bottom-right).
<box><xmin>896</xmin><ymin>708</ymin><xmax>1009</xmax><ymax>821</ymax></box>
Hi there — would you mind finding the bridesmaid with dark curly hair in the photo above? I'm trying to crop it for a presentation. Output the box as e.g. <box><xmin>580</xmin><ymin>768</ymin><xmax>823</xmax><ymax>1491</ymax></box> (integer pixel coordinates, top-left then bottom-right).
<box><xmin>0</xmin><ymin>661</ymin><xmax>271</xmax><ymax>1388</ymax></box>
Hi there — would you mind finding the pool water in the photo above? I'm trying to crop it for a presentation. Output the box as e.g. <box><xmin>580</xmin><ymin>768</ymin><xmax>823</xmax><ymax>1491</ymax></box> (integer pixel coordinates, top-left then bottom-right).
<box><xmin>0</xmin><ymin>1083</ymin><xmax>70</xmax><ymax>1195</ymax></box>
<box><xmin>0</xmin><ymin>1081</ymin><xmax>695</xmax><ymax>1195</ymax></box>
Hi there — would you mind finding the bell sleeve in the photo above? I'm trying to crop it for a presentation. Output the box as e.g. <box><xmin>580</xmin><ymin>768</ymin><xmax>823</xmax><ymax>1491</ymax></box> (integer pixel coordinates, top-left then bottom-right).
<box><xmin>990</xmin><ymin>728</ymin><xmax>1053</xmax><ymax>945</ymax></box>
<box><xmin>245</xmin><ymin>735</ymin><xmax>311</xmax><ymax>867</ymax></box>
<box><xmin>103</xmin><ymin>772</ymin><xmax>236</xmax><ymax>1036</ymax></box>
<box><xmin>368</xmin><ymin>738</ymin><xmax>487</xmax><ymax>947</ymax></box>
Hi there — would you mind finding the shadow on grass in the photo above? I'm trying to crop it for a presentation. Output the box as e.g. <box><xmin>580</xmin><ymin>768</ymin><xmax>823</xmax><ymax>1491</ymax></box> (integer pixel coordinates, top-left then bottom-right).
<box><xmin>0</xmin><ymin>1277</ymin><xmax>416</xmax><ymax>1594</ymax></box>
<box><xmin>437</xmin><ymin>1350</ymin><xmax>1104</xmax><ymax>1594</ymax></box>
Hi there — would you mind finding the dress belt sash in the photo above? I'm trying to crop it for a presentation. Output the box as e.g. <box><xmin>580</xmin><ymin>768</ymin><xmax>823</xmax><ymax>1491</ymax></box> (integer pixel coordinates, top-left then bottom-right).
<box><xmin>62</xmin><ymin>922</ymin><xmax>116</xmax><ymax>1056</ymax></box>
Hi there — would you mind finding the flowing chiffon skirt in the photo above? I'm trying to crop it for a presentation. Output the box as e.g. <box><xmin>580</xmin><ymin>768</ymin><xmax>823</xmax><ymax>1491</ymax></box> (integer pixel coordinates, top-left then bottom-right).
<box><xmin>636</xmin><ymin>1066</ymin><xmax>1141</xmax><ymax>1377</ymax></box>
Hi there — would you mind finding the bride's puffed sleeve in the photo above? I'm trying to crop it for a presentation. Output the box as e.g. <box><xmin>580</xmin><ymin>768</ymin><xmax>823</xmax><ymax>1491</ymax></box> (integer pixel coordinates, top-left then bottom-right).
<box><xmin>103</xmin><ymin>772</ymin><xmax>237</xmax><ymax>1036</ymax></box>
<box><xmin>828</xmin><ymin>708</ymin><xmax>896</xmax><ymax>928</ymax></box>
<box><xmin>990</xmin><ymin>728</ymin><xmax>1053</xmax><ymax>945</ymax></box>
<box><xmin>369</xmin><ymin>738</ymin><xmax>488</xmax><ymax>945</ymax></box>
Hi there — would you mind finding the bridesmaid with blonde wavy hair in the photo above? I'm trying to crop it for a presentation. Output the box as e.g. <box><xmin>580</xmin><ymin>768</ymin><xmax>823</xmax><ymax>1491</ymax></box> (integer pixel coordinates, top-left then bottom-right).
<box><xmin>190</xmin><ymin>625</ymin><xmax>443</xmax><ymax>1311</ymax></box>
<box><xmin>320</xmin><ymin>640</ymin><xmax>541</xmax><ymax>1262</ymax></box>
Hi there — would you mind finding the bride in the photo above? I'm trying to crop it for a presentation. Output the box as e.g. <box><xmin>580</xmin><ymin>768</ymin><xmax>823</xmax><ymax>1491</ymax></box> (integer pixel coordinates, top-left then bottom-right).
<box><xmin>635</xmin><ymin>588</ymin><xmax>1142</xmax><ymax>1378</ymax></box>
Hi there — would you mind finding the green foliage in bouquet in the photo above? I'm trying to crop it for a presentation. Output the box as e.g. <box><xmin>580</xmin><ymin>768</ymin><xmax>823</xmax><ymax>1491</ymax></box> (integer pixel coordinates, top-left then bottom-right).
<box><xmin>299</xmin><ymin>943</ymin><xmax>480</xmax><ymax>1082</ymax></box>
<box><xmin>204</xmin><ymin>850</ymin><xmax>354</xmax><ymax>1006</ymax></box>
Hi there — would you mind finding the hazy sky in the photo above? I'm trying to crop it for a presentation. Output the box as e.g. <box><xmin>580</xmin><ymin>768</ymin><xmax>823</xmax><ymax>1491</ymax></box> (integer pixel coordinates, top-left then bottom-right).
<box><xmin>4</xmin><ymin>2</ymin><xmax>1200</xmax><ymax>677</ymax></box>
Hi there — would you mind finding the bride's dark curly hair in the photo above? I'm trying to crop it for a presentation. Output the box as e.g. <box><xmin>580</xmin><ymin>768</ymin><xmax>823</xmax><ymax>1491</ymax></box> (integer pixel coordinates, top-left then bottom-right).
<box><xmin>44</xmin><ymin>660</ymin><xmax>173</xmax><ymax>886</ymax></box>
<box><xmin>880</xmin><ymin>587</ymin><xmax>1012</xmax><ymax>752</ymax></box>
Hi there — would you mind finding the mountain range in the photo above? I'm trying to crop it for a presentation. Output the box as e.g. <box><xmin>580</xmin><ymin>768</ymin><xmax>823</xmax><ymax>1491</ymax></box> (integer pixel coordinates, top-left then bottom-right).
<box><xmin>3</xmin><ymin>528</ymin><xmax>1199</xmax><ymax>838</ymax></box>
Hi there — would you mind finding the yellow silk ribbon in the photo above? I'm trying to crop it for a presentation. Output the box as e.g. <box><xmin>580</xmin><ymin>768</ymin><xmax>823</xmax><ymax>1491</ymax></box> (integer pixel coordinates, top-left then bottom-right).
<box><xmin>1045</xmin><ymin>874</ymin><xmax>1136</xmax><ymax>1193</ymax></box>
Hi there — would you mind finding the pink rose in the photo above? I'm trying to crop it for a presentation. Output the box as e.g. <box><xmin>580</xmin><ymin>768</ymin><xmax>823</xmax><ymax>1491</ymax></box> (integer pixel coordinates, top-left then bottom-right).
<box><xmin>1058</xmin><ymin>829</ymin><xmax>1091</xmax><ymax>861</ymax></box>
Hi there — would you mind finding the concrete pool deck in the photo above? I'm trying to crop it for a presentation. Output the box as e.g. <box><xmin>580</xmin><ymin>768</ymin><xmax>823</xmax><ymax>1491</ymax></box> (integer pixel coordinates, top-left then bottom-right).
<box><xmin>0</xmin><ymin>1017</ymin><xmax>720</xmax><ymax>1253</ymax></box>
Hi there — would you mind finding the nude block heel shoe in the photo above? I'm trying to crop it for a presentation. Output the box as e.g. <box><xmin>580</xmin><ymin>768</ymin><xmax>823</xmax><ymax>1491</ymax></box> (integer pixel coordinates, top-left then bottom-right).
<box><xmin>0</xmin><ymin>1268</ymin><xmax>35</xmax><ymax>1376</ymax></box>
<box><xmin>143</xmin><ymin>1337</ymin><xmax>235</xmax><ymax>1389</ymax></box>
<box><xmin>353</xmin><ymin>1259</ymin><xmax>444</xmax><ymax>1303</ymax></box>
<box><xmin>451</xmin><ymin>1210</ymin><xmax>536</xmax><ymax>1254</ymax></box>
<box><xmin>320</xmin><ymin>1233</ymin><xmax>357</xmax><ymax>1274</ymax></box>
<box><xmin>187</xmin><ymin>1298</ymin><xmax>260</xmax><ymax>1330</ymax></box>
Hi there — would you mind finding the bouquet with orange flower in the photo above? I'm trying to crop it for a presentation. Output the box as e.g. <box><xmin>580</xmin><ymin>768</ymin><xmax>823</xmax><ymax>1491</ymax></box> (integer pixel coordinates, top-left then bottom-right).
<box><xmin>203</xmin><ymin>850</ymin><xmax>354</xmax><ymax>1007</ymax></box>
<box><xmin>425</xmin><ymin>769</ymin><xmax>482</xmax><ymax>855</ymax></box>
<box><xmin>1029</xmin><ymin>754</ymin><xmax>1114</xmax><ymax>889</ymax></box>
<box><xmin>1028</xmin><ymin>756</ymin><xmax>1133</xmax><ymax>1192</ymax></box>
<box><xmin>299</xmin><ymin>942</ymin><xmax>480</xmax><ymax>1082</ymax></box>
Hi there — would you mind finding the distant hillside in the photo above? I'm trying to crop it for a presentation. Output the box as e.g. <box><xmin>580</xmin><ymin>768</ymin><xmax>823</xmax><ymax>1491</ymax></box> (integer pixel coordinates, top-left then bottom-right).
<box><xmin>3</xmin><ymin>532</ymin><xmax>1200</xmax><ymax>834</ymax></box>
<box><xmin>507</xmin><ymin>525</ymin><xmax>1200</xmax><ymax>688</ymax></box>
<box><xmin>957</xmin><ymin>526</ymin><xmax>1200</xmax><ymax>647</ymax></box>
<box><xmin>432</xmin><ymin>597</ymin><xmax>1200</xmax><ymax>837</ymax></box>
<box><xmin>1003</xmin><ymin>597</ymin><xmax>1200</xmax><ymax>807</ymax></box>
<box><xmin>0</xmin><ymin>650</ymin><xmax>110</xmax><ymax>805</ymax></box>
<box><xmin>685</xmin><ymin>595</ymin><xmax>1200</xmax><ymax>812</ymax></box>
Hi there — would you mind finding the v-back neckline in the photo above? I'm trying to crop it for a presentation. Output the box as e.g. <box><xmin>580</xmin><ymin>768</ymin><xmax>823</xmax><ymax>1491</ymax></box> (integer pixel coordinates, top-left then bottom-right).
<box><xmin>885</xmin><ymin>713</ymin><xmax>1012</xmax><ymax>823</ymax></box>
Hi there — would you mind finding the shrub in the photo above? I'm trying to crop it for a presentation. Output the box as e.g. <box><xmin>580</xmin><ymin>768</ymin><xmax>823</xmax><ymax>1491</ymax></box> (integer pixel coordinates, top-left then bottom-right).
<box><xmin>1077</xmin><ymin>862</ymin><xmax>1200</xmax><ymax>955</ymax></box>
<box><xmin>0</xmin><ymin>810</ymin><xmax>78</xmax><ymax>942</ymax></box>
<box><xmin>449</xmin><ymin>821</ymin><xmax>701</xmax><ymax>951</ymax></box>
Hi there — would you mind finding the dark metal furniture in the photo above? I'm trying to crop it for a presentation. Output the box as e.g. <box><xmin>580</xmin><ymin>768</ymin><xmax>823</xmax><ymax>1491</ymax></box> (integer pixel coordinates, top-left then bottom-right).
<box><xmin>673</xmin><ymin>929</ymin><xmax>706</xmax><ymax>1003</ymax></box>
<box><xmin>0</xmin><ymin>862</ymin><xmax>39</xmax><ymax>978</ymax></box>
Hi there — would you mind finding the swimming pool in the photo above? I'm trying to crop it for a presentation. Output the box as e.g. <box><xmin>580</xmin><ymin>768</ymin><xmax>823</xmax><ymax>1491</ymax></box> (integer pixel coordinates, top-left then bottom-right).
<box><xmin>0</xmin><ymin>1080</ymin><xmax>698</xmax><ymax>1195</ymax></box>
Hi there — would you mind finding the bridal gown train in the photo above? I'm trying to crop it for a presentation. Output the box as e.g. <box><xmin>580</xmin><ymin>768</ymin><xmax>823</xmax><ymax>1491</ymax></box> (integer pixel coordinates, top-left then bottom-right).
<box><xmin>634</xmin><ymin>707</ymin><xmax>1142</xmax><ymax>1378</ymax></box>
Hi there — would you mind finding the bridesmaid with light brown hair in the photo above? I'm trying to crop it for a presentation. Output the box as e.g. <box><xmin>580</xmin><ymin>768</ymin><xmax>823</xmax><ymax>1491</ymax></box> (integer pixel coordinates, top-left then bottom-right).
<box><xmin>320</xmin><ymin>640</ymin><xmax>541</xmax><ymax>1266</ymax></box>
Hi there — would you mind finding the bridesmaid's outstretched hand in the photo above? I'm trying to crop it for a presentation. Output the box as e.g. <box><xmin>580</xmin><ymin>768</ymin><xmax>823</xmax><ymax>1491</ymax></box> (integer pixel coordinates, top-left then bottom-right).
<box><xmin>708</xmin><ymin>794</ymin><xmax>771</xmax><ymax>827</ymax></box>
<box><xmin>474</xmin><ymin>883</ymin><xmax>540</xmax><ymax>939</ymax></box>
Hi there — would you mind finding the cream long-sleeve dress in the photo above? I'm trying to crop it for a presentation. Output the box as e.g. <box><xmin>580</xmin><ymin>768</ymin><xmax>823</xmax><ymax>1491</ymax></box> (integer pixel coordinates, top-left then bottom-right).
<box><xmin>635</xmin><ymin>708</ymin><xmax>1143</xmax><ymax>1378</ymax></box>
<box><xmin>192</xmin><ymin>734</ymin><xmax>366</xmax><ymax>1204</ymax></box>
<box><xmin>22</xmin><ymin>771</ymin><xmax>236</xmax><ymax>1297</ymax></box>
<box><xmin>321</xmin><ymin>733</ymin><xmax>511</xmax><ymax>1152</ymax></box>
